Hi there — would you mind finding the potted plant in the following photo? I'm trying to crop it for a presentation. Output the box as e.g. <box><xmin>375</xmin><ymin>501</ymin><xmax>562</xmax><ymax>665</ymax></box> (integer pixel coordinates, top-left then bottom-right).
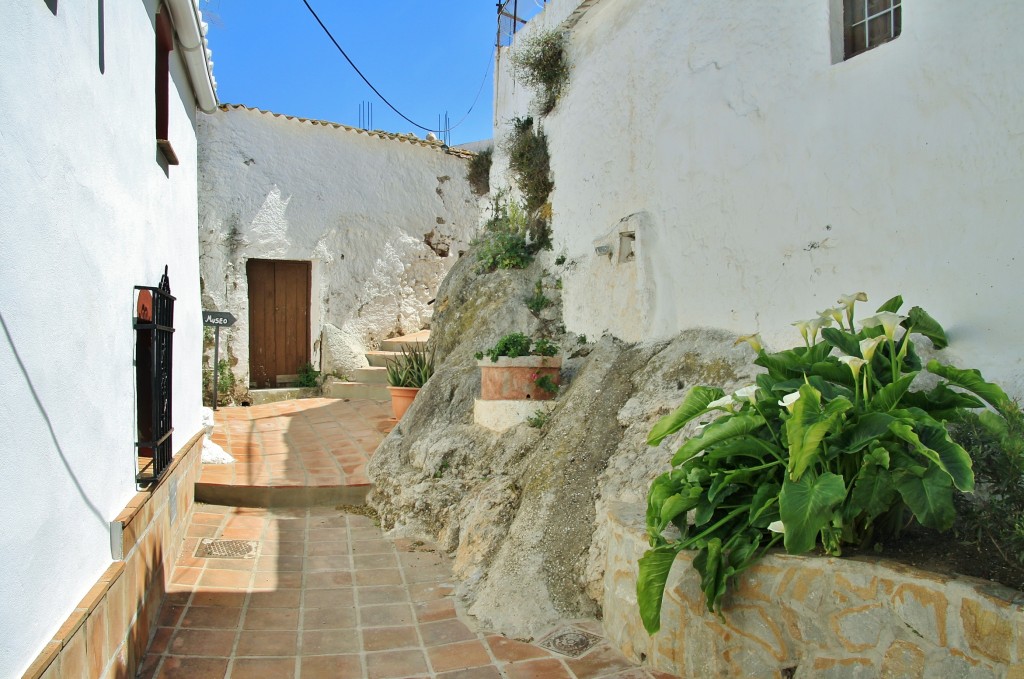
<box><xmin>385</xmin><ymin>344</ymin><xmax>435</xmax><ymax>420</ymax></box>
<box><xmin>476</xmin><ymin>333</ymin><xmax>561</xmax><ymax>400</ymax></box>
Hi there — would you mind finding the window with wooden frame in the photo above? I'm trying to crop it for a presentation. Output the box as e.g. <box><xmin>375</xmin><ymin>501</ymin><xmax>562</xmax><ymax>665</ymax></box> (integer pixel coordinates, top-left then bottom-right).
<box><xmin>155</xmin><ymin>7</ymin><xmax>178</xmax><ymax>165</ymax></box>
<box><xmin>844</xmin><ymin>0</ymin><xmax>901</xmax><ymax>60</ymax></box>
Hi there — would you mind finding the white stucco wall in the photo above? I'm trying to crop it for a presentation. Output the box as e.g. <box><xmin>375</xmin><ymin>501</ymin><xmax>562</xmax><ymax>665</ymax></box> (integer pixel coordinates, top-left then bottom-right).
<box><xmin>496</xmin><ymin>0</ymin><xmax>1024</xmax><ymax>397</ymax></box>
<box><xmin>0</xmin><ymin>1</ymin><xmax>204</xmax><ymax>675</ymax></box>
<box><xmin>198</xmin><ymin>106</ymin><xmax>480</xmax><ymax>384</ymax></box>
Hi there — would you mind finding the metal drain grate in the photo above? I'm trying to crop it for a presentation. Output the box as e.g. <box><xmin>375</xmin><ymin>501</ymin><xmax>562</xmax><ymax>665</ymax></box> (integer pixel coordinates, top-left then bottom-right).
<box><xmin>194</xmin><ymin>539</ymin><xmax>258</xmax><ymax>559</ymax></box>
<box><xmin>537</xmin><ymin>627</ymin><xmax>603</xmax><ymax>658</ymax></box>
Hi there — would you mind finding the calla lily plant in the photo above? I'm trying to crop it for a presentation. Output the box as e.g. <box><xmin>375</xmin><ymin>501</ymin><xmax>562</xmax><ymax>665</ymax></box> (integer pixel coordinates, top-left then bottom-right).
<box><xmin>638</xmin><ymin>293</ymin><xmax>1012</xmax><ymax>634</ymax></box>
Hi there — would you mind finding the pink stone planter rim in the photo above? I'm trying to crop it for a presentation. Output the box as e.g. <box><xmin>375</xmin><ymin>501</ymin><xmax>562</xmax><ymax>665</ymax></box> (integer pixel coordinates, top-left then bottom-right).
<box><xmin>476</xmin><ymin>355</ymin><xmax>562</xmax><ymax>369</ymax></box>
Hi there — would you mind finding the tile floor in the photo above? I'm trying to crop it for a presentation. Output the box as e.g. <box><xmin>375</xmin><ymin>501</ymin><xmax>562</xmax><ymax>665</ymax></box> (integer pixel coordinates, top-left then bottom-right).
<box><xmin>200</xmin><ymin>399</ymin><xmax>395</xmax><ymax>489</ymax></box>
<box><xmin>141</xmin><ymin>505</ymin><xmax>672</xmax><ymax>679</ymax></box>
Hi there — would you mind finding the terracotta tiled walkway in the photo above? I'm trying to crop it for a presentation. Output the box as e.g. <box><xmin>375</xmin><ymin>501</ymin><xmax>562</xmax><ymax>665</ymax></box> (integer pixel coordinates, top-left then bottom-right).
<box><xmin>199</xmin><ymin>399</ymin><xmax>394</xmax><ymax>496</ymax></box>
<box><xmin>140</xmin><ymin>399</ymin><xmax>671</xmax><ymax>678</ymax></box>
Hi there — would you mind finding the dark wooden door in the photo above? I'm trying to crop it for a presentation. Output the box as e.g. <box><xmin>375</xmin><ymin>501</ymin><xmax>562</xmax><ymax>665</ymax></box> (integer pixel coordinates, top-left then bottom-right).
<box><xmin>247</xmin><ymin>259</ymin><xmax>311</xmax><ymax>388</ymax></box>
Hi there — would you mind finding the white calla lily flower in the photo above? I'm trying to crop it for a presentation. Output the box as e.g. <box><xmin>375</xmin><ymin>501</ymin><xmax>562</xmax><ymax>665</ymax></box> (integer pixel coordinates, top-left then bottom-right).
<box><xmin>792</xmin><ymin>319</ymin><xmax>812</xmax><ymax>345</ymax></box>
<box><xmin>861</xmin><ymin>311</ymin><xmax>907</xmax><ymax>340</ymax></box>
<box><xmin>838</xmin><ymin>355</ymin><xmax>867</xmax><ymax>381</ymax></box>
<box><xmin>837</xmin><ymin>292</ymin><xmax>868</xmax><ymax>309</ymax></box>
<box><xmin>734</xmin><ymin>385</ymin><xmax>759</xmax><ymax>404</ymax></box>
<box><xmin>734</xmin><ymin>333</ymin><xmax>764</xmax><ymax>353</ymax></box>
<box><xmin>706</xmin><ymin>395</ymin><xmax>736</xmax><ymax>411</ymax></box>
<box><xmin>768</xmin><ymin>520</ymin><xmax>785</xmax><ymax>534</ymax></box>
<box><xmin>778</xmin><ymin>392</ymin><xmax>801</xmax><ymax>411</ymax></box>
<box><xmin>807</xmin><ymin>316</ymin><xmax>833</xmax><ymax>343</ymax></box>
<box><xmin>859</xmin><ymin>336</ymin><xmax>885</xmax><ymax>362</ymax></box>
<box><xmin>818</xmin><ymin>307</ymin><xmax>844</xmax><ymax>325</ymax></box>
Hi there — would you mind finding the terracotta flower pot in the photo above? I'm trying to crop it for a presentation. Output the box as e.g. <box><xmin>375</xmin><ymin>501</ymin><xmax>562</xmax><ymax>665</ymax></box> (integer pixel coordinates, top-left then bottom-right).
<box><xmin>478</xmin><ymin>356</ymin><xmax>561</xmax><ymax>401</ymax></box>
<box><xmin>387</xmin><ymin>386</ymin><xmax>420</xmax><ymax>419</ymax></box>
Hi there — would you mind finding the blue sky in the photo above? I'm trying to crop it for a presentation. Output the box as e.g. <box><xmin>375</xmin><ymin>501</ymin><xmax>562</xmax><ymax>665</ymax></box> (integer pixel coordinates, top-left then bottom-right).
<box><xmin>202</xmin><ymin>1</ymin><xmax>545</xmax><ymax>146</ymax></box>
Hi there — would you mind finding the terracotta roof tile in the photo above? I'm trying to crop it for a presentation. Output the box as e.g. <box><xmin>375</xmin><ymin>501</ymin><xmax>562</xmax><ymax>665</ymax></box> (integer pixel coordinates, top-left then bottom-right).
<box><xmin>217</xmin><ymin>104</ymin><xmax>475</xmax><ymax>158</ymax></box>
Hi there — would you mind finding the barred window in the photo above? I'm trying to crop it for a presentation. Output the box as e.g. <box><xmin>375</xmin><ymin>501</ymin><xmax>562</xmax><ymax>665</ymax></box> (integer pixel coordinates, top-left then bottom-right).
<box><xmin>845</xmin><ymin>0</ymin><xmax>901</xmax><ymax>60</ymax></box>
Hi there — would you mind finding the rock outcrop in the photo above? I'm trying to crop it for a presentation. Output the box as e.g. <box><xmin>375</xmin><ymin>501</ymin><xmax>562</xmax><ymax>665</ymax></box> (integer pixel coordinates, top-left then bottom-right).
<box><xmin>367</xmin><ymin>251</ymin><xmax>761</xmax><ymax>638</ymax></box>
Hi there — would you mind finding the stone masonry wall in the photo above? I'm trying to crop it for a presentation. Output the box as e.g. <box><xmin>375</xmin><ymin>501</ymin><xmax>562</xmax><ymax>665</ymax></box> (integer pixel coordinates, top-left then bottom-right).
<box><xmin>603</xmin><ymin>502</ymin><xmax>1024</xmax><ymax>679</ymax></box>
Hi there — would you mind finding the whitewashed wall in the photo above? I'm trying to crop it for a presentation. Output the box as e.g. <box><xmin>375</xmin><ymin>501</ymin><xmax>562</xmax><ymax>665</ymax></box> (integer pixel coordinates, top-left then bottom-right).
<box><xmin>496</xmin><ymin>0</ymin><xmax>1024</xmax><ymax>397</ymax></box>
<box><xmin>198</xmin><ymin>106</ymin><xmax>480</xmax><ymax>384</ymax></box>
<box><xmin>0</xmin><ymin>1</ymin><xmax>205</xmax><ymax>675</ymax></box>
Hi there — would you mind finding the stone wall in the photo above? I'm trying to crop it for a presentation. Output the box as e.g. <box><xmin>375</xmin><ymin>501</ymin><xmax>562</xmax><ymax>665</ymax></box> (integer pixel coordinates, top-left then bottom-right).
<box><xmin>198</xmin><ymin>105</ymin><xmax>481</xmax><ymax>387</ymax></box>
<box><xmin>494</xmin><ymin>0</ymin><xmax>1024</xmax><ymax>399</ymax></box>
<box><xmin>603</xmin><ymin>502</ymin><xmax>1024</xmax><ymax>678</ymax></box>
<box><xmin>22</xmin><ymin>432</ymin><xmax>203</xmax><ymax>679</ymax></box>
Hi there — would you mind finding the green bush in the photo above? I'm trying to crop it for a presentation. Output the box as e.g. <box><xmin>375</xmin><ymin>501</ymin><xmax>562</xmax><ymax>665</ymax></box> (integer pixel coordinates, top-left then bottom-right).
<box><xmin>638</xmin><ymin>293</ymin><xmax>1011</xmax><ymax>632</ymax></box>
<box><xmin>467</xmin><ymin>147</ymin><xmax>492</xmax><ymax>196</ymax></box>
<box><xmin>525</xmin><ymin>279</ymin><xmax>552</xmax><ymax>315</ymax></box>
<box><xmin>510</xmin><ymin>29</ymin><xmax>568</xmax><ymax>115</ymax></box>
<box><xmin>473</xmin><ymin>199</ymin><xmax>533</xmax><ymax>273</ymax></box>
<box><xmin>504</xmin><ymin>118</ymin><xmax>553</xmax><ymax>250</ymax></box>
<box><xmin>952</xmin><ymin>402</ymin><xmax>1024</xmax><ymax>568</ymax></box>
<box><xmin>202</xmin><ymin>358</ymin><xmax>234</xmax><ymax>407</ymax></box>
<box><xmin>385</xmin><ymin>344</ymin><xmax>435</xmax><ymax>388</ymax></box>
<box><xmin>297</xmin><ymin>362</ymin><xmax>320</xmax><ymax>388</ymax></box>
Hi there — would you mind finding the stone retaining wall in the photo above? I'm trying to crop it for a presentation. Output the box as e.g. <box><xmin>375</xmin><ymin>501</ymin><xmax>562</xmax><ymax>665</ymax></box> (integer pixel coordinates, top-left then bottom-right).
<box><xmin>602</xmin><ymin>502</ymin><xmax>1024</xmax><ymax>678</ymax></box>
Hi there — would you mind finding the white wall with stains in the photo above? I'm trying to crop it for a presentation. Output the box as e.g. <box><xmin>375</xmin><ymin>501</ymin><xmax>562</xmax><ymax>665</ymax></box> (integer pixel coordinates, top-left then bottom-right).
<box><xmin>198</xmin><ymin>106</ymin><xmax>480</xmax><ymax>386</ymax></box>
<box><xmin>496</xmin><ymin>0</ymin><xmax>1024</xmax><ymax>396</ymax></box>
<box><xmin>0</xmin><ymin>1</ymin><xmax>206</xmax><ymax>674</ymax></box>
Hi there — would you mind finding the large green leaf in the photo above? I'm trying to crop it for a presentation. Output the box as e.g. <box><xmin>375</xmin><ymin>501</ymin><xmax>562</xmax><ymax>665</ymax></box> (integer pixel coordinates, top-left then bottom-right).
<box><xmin>820</xmin><ymin>327</ymin><xmax>862</xmax><ymax>357</ymax></box>
<box><xmin>893</xmin><ymin>465</ymin><xmax>955</xmax><ymax>531</ymax></box>
<box><xmin>637</xmin><ymin>545</ymin><xmax>680</xmax><ymax>634</ymax></box>
<box><xmin>843</xmin><ymin>412</ymin><xmax>896</xmax><ymax>452</ymax></box>
<box><xmin>871</xmin><ymin>372</ymin><xmax>919</xmax><ymax>412</ymax></box>
<box><xmin>748</xmin><ymin>482</ymin><xmax>781</xmax><ymax>526</ymax></box>
<box><xmin>648</xmin><ymin>386</ymin><xmax>726</xmax><ymax>446</ymax></box>
<box><xmin>785</xmin><ymin>385</ymin><xmax>836</xmax><ymax>482</ymax></box>
<box><xmin>850</xmin><ymin>463</ymin><xmax>897</xmax><ymax>519</ymax></box>
<box><xmin>779</xmin><ymin>472</ymin><xmax>847</xmax><ymax>553</ymax></box>
<box><xmin>901</xmin><ymin>382</ymin><xmax>984</xmax><ymax>418</ymax></box>
<box><xmin>755</xmin><ymin>350</ymin><xmax>805</xmax><ymax>379</ymax></box>
<box><xmin>703</xmin><ymin>436</ymin><xmax>782</xmax><ymax>464</ymax></box>
<box><xmin>657</xmin><ymin>488</ymin><xmax>702</xmax><ymax>533</ymax></box>
<box><xmin>926</xmin><ymin>360</ymin><xmax>1010</xmax><ymax>411</ymax></box>
<box><xmin>906</xmin><ymin>306</ymin><xmax>948</xmax><ymax>350</ymax></box>
<box><xmin>671</xmin><ymin>414</ymin><xmax>766</xmax><ymax>466</ymax></box>
<box><xmin>646</xmin><ymin>473</ymin><xmax>679</xmax><ymax>538</ymax></box>
<box><xmin>876</xmin><ymin>295</ymin><xmax>904</xmax><ymax>313</ymax></box>
<box><xmin>694</xmin><ymin>538</ymin><xmax>726</xmax><ymax>614</ymax></box>
<box><xmin>890</xmin><ymin>421</ymin><xmax>974</xmax><ymax>492</ymax></box>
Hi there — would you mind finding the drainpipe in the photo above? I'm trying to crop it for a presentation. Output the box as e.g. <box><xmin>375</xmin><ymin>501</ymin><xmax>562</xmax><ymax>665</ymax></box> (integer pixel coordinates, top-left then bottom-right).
<box><xmin>165</xmin><ymin>0</ymin><xmax>218</xmax><ymax>113</ymax></box>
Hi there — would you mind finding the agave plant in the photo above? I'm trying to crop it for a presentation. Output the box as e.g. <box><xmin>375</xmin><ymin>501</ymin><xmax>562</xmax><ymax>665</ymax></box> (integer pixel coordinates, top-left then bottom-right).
<box><xmin>638</xmin><ymin>294</ymin><xmax>1012</xmax><ymax>633</ymax></box>
<box><xmin>385</xmin><ymin>344</ymin><xmax>435</xmax><ymax>388</ymax></box>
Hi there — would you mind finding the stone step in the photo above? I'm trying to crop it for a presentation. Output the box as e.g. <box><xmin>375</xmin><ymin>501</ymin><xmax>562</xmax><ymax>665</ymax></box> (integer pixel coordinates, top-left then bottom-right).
<box><xmin>380</xmin><ymin>330</ymin><xmax>430</xmax><ymax>353</ymax></box>
<box><xmin>365</xmin><ymin>351</ymin><xmax>401</xmax><ymax>368</ymax></box>
<box><xmin>352</xmin><ymin>366</ymin><xmax>389</xmax><ymax>385</ymax></box>
<box><xmin>324</xmin><ymin>380</ymin><xmax>390</xmax><ymax>401</ymax></box>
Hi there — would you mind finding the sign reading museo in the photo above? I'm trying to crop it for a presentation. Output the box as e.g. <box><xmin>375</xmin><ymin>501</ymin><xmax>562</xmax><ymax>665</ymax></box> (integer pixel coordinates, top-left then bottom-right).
<box><xmin>202</xmin><ymin>310</ymin><xmax>236</xmax><ymax>327</ymax></box>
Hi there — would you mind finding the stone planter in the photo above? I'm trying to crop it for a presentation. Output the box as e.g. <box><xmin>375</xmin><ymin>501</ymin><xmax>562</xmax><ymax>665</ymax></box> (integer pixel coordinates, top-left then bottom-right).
<box><xmin>478</xmin><ymin>355</ymin><xmax>561</xmax><ymax>400</ymax></box>
<box><xmin>600</xmin><ymin>501</ymin><xmax>1024</xmax><ymax>678</ymax></box>
<box><xmin>387</xmin><ymin>386</ymin><xmax>419</xmax><ymax>420</ymax></box>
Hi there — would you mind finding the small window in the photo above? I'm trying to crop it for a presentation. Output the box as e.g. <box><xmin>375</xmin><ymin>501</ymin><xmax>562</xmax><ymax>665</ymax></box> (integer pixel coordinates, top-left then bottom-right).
<box><xmin>844</xmin><ymin>0</ymin><xmax>901</xmax><ymax>60</ymax></box>
<box><xmin>155</xmin><ymin>8</ymin><xmax>178</xmax><ymax>165</ymax></box>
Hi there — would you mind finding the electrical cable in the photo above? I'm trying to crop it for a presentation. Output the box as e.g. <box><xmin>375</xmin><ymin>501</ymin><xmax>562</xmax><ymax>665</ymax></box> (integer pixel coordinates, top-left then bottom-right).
<box><xmin>299</xmin><ymin>0</ymin><xmax>491</xmax><ymax>135</ymax></box>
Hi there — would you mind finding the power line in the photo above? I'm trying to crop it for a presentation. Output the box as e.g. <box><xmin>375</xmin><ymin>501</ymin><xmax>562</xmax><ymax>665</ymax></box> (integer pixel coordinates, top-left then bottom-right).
<box><xmin>299</xmin><ymin>0</ymin><xmax>492</xmax><ymax>136</ymax></box>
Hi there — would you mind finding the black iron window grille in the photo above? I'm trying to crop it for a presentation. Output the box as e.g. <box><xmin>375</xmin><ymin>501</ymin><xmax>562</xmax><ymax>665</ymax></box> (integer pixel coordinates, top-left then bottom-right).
<box><xmin>135</xmin><ymin>266</ymin><xmax>175</xmax><ymax>486</ymax></box>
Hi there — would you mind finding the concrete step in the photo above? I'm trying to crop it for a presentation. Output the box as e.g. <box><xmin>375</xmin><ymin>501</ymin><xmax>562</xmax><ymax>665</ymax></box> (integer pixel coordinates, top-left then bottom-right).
<box><xmin>324</xmin><ymin>381</ymin><xmax>390</xmax><ymax>401</ymax></box>
<box><xmin>380</xmin><ymin>330</ymin><xmax>430</xmax><ymax>352</ymax></box>
<box><xmin>352</xmin><ymin>366</ymin><xmax>389</xmax><ymax>385</ymax></box>
<box><xmin>246</xmin><ymin>387</ymin><xmax>321</xmax><ymax>405</ymax></box>
<box><xmin>365</xmin><ymin>351</ymin><xmax>401</xmax><ymax>367</ymax></box>
<box><xmin>196</xmin><ymin>483</ymin><xmax>370</xmax><ymax>508</ymax></box>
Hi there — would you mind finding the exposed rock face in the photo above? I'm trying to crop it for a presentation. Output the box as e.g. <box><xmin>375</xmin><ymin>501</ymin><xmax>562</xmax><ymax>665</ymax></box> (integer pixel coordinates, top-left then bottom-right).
<box><xmin>368</xmin><ymin>252</ymin><xmax>761</xmax><ymax>638</ymax></box>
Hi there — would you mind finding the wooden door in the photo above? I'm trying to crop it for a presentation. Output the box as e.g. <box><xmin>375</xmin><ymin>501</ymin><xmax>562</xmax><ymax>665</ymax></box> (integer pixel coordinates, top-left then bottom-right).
<box><xmin>247</xmin><ymin>259</ymin><xmax>311</xmax><ymax>388</ymax></box>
